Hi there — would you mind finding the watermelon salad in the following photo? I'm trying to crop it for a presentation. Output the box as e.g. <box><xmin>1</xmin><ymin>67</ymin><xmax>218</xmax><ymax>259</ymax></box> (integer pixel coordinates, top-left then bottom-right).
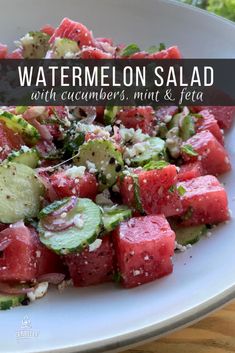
<box><xmin>0</xmin><ymin>17</ymin><xmax>233</xmax><ymax>310</ymax></box>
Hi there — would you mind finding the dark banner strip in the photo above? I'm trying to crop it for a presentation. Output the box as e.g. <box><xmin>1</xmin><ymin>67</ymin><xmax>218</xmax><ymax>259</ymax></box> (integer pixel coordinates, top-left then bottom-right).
<box><xmin>0</xmin><ymin>59</ymin><xmax>235</xmax><ymax>106</ymax></box>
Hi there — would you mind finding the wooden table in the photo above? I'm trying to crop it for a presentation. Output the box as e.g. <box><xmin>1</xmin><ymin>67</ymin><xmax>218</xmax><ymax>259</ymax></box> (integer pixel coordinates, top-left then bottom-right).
<box><xmin>124</xmin><ymin>302</ymin><xmax>235</xmax><ymax>353</ymax></box>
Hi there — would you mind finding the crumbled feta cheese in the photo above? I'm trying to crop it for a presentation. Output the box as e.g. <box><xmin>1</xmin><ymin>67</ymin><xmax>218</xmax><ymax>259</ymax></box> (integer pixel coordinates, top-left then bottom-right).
<box><xmin>112</xmin><ymin>184</ymin><xmax>120</xmax><ymax>193</ymax></box>
<box><xmin>86</xmin><ymin>161</ymin><xmax>97</xmax><ymax>173</ymax></box>
<box><xmin>133</xmin><ymin>269</ymin><xmax>141</xmax><ymax>276</ymax></box>
<box><xmin>27</xmin><ymin>282</ymin><xmax>49</xmax><ymax>302</ymax></box>
<box><xmin>21</xmin><ymin>145</ymin><xmax>31</xmax><ymax>153</ymax></box>
<box><xmin>36</xmin><ymin>250</ymin><xmax>41</xmax><ymax>258</ymax></box>
<box><xmin>73</xmin><ymin>214</ymin><xmax>84</xmax><ymax>229</ymax></box>
<box><xmin>95</xmin><ymin>189</ymin><xmax>113</xmax><ymax>206</ymax></box>
<box><xmin>58</xmin><ymin>279</ymin><xmax>73</xmax><ymax>292</ymax></box>
<box><xmin>89</xmin><ymin>239</ymin><xmax>102</xmax><ymax>252</ymax></box>
<box><xmin>64</xmin><ymin>166</ymin><xmax>86</xmax><ymax>178</ymax></box>
<box><xmin>175</xmin><ymin>241</ymin><xmax>187</xmax><ymax>252</ymax></box>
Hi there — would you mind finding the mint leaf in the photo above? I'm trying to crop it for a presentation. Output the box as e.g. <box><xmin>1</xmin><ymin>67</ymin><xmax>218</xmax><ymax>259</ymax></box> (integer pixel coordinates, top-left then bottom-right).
<box><xmin>181</xmin><ymin>144</ymin><xmax>198</xmax><ymax>157</ymax></box>
<box><xmin>143</xmin><ymin>160</ymin><xmax>169</xmax><ymax>171</ymax></box>
<box><xmin>177</xmin><ymin>185</ymin><xmax>186</xmax><ymax>196</ymax></box>
<box><xmin>120</xmin><ymin>44</ymin><xmax>140</xmax><ymax>57</ymax></box>
<box><xmin>147</xmin><ymin>43</ymin><xmax>166</xmax><ymax>54</ymax></box>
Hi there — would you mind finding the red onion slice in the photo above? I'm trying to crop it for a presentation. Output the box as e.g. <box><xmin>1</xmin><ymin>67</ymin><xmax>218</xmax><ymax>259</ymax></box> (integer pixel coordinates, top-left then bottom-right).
<box><xmin>37</xmin><ymin>172</ymin><xmax>59</xmax><ymax>202</ymax></box>
<box><xmin>0</xmin><ymin>238</ymin><xmax>11</xmax><ymax>251</ymax></box>
<box><xmin>41</xmin><ymin>216</ymin><xmax>74</xmax><ymax>232</ymax></box>
<box><xmin>0</xmin><ymin>282</ymin><xmax>33</xmax><ymax>295</ymax></box>
<box><xmin>51</xmin><ymin>196</ymin><xmax>77</xmax><ymax>217</ymax></box>
<box><xmin>37</xmin><ymin>273</ymin><xmax>65</xmax><ymax>285</ymax></box>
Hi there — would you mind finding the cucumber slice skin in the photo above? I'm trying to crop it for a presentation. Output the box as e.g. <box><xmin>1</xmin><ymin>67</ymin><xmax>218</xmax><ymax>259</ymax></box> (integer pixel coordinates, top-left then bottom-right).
<box><xmin>75</xmin><ymin>139</ymin><xmax>124</xmax><ymax>191</ymax></box>
<box><xmin>0</xmin><ymin>111</ymin><xmax>40</xmax><ymax>145</ymax></box>
<box><xmin>0</xmin><ymin>294</ymin><xmax>25</xmax><ymax>310</ymax></box>
<box><xmin>175</xmin><ymin>225</ymin><xmax>207</xmax><ymax>246</ymax></box>
<box><xmin>130</xmin><ymin>137</ymin><xmax>166</xmax><ymax>167</ymax></box>
<box><xmin>0</xmin><ymin>163</ymin><xmax>44</xmax><ymax>223</ymax></box>
<box><xmin>102</xmin><ymin>206</ymin><xmax>132</xmax><ymax>232</ymax></box>
<box><xmin>39</xmin><ymin>198</ymin><xmax>102</xmax><ymax>254</ymax></box>
<box><xmin>7</xmin><ymin>148</ymin><xmax>39</xmax><ymax>168</ymax></box>
<box><xmin>104</xmin><ymin>106</ymin><xmax>120</xmax><ymax>125</ymax></box>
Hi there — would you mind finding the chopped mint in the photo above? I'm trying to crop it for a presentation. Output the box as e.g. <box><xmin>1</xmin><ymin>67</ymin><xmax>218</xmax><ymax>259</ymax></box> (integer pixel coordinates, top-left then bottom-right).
<box><xmin>120</xmin><ymin>44</ymin><xmax>140</xmax><ymax>57</ymax></box>
<box><xmin>177</xmin><ymin>185</ymin><xmax>186</xmax><ymax>196</ymax></box>
<box><xmin>113</xmin><ymin>271</ymin><xmax>122</xmax><ymax>283</ymax></box>
<box><xmin>181</xmin><ymin>144</ymin><xmax>198</xmax><ymax>157</ymax></box>
<box><xmin>143</xmin><ymin>160</ymin><xmax>169</xmax><ymax>171</ymax></box>
<box><xmin>147</xmin><ymin>43</ymin><xmax>166</xmax><ymax>54</ymax></box>
<box><xmin>169</xmin><ymin>185</ymin><xmax>176</xmax><ymax>194</ymax></box>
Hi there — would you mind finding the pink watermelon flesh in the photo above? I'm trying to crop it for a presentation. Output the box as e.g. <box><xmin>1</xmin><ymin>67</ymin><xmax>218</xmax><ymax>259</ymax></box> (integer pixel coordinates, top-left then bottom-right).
<box><xmin>120</xmin><ymin>165</ymin><xmax>182</xmax><ymax>217</ymax></box>
<box><xmin>178</xmin><ymin>161</ymin><xmax>204</xmax><ymax>182</ymax></box>
<box><xmin>30</xmin><ymin>227</ymin><xmax>65</xmax><ymax>278</ymax></box>
<box><xmin>0</xmin><ymin>224</ymin><xmax>37</xmax><ymax>282</ymax></box>
<box><xmin>182</xmin><ymin>130</ymin><xmax>231</xmax><ymax>176</ymax></box>
<box><xmin>129</xmin><ymin>46</ymin><xmax>182</xmax><ymax>59</ymax></box>
<box><xmin>155</xmin><ymin>106</ymin><xmax>179</xmax><ymax>122</ymax></box>
<box><xmin>65</xmin><ymin>235</ymin><xmax>115</xmax><ymax>286</ymax></box>
<box><xmin>112</xmin><ymin>215</ymin><xmax>175</xmax><ymax>288</ymax></box>
<box><xmin>196</xmin><ymin>109</ymin><xmax>224</xmax><ymax>145</ymax></box>
<box><xmin>49</xmin><ymin>17</ymin><xmax>94</xmax><ymax>47</ymax></box>
<box><xmin>194</xmin><ymin>106</ymin><xmax>235</xmax><ymax>129</ymax></box>
<box><xmin>117</xmin><ymin>106</ymin><xmax>156</xmax><ymax>134</ymax></box>
<box><xmin>177</xmin><ymin>175</ymin><xmax>229</xmax><ymax>226</ymax></box>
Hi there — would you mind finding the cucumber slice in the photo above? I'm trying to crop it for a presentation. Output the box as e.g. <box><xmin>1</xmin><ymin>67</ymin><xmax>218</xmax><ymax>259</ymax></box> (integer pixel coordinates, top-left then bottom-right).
<box><xmin>20</xmin><ymin>31</ymin><xmax>50</xmax><ymax>58</ymax></box>
<box><xmin>0</xmin><ymin>163</ymin><xmax>44</xmax><ymax>223</ymax></box>
<box><xmin>130</xmin><ymin>137</ymin><xmax>165</xmax><ymax>167</ymax></box>
<box><xmin>104</xmin><ymin>106</ymin><xmax>120</xmax><ymax>125</ymax></box>
<box><xmin>7</xmin><ymin>147</ymin><xmax>39</xmax><ymax>168</ymax></box>
<box><xmin>102</xmin><ymin>205</ymin><xmax>132</xmax><ymax>232</ymax></box>
<box><xmin>52</xmin><ymin>38</ymin><xmax>79</xmax><ymax>58</ymax></box>
<box><xmin>0</xmin><ymin>294</ymin><xmax>26</xmax><ymax>310</ymax></box>
<box><xmin>0</xmin><ymin>111</ymin><xmax>40</xmax><ymax>145</ymax></box>
<box><xmin>75</xmin><ymin>139</ymin><xmax>123</xmax><ymax>191</ymax></box>
<box><xmin>39</xmin><ymin>197</ymin><xmax>102</xmax><ymax>254</ymax></box>
<box><xmin>175</xmin><ymin>225</ymin><xmax>207</xmax><ymax>246</ymax></box>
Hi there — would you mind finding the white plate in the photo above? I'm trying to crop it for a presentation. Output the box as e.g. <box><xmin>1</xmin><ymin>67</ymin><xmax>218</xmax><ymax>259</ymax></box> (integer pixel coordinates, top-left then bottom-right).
<box><xmin>1</xmin><ymin>1</ymin><xmax>235</xmax><ymax>352</ymax></box>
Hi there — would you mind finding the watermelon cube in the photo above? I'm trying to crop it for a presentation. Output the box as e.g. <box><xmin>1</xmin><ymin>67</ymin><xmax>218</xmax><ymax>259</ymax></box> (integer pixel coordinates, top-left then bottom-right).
<box><xmin>155</xmin><ymin>106</ymin><xmax>179</xmax><ymax>122</ymax></box>
<box><xmin>49</xmin><ymin>17</ymin><xmax>94</xmax><ymax>47</ymax></box>
<box><xmin>177</xmin><ymin>175</ymin><xmax>229</xmax><ymax>226</ymax></box>
<box><xmin>30</xmin><ymin>227</ymin><xmax>65</xmax><ymax>277</ymax></box>
<box><xmin>112</xmin><ymin>215</ymin><xmax>175</xmax><ymax>288</ymax></box>
<box><xmin>116</xmin><ymin>106</ymin><xmax>155</xmax><ymax>134</ymax></box>
<box><xmin>120</xmin><ymin>165</ymin><xmax>182</xmax><ymax>217</ymax></box>
<box><xmin>193</xmin><ymin>106</ymin><xmax>235</xmax><ymax>129</ymax></box>
<box><xmin>182</xmin><ymin>131</ymin><xmax>231</xmax><ymax>176</ymax></box>
<box><xmin>178</xmin><ymin>161</ymin><xmax>204</xmax><ymax>182</ymax></box>
<box><xmin>0</xmin><ymin>122</ymin><xmax>24</xmax><ymax>161</ymax></box>
<box><xmin>65</xmin><ymin>235</ymin><xmax>115</xmax><ymax>286</ymax></box>
<box><xmin>0</xmin><ymin>223</ymin><xmax>37</xmax><ymax>281</ymax></box>
<box><xmin>196</xmin><ymin>109</ymin><xmax>224</xmax><ymax>145</ymax></box>
<box><xmin>50</xmin><ymin>171</ymin><xmax>98</xmax><ymax>200</ymax></box>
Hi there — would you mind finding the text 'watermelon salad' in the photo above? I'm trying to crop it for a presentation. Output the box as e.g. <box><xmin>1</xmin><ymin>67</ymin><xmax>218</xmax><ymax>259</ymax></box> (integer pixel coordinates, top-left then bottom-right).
<box><xmin>0</xmin><ymin>17</ymin><xmax>233</xmax><ymax>309</ymax></box>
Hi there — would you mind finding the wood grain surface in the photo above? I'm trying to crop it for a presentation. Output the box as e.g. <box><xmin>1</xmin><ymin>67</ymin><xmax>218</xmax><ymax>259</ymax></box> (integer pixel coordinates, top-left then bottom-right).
<box><xmin>124</xmin><ymin>302</ymin><xmax>235</xmax><ymax>353</ymax></box>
